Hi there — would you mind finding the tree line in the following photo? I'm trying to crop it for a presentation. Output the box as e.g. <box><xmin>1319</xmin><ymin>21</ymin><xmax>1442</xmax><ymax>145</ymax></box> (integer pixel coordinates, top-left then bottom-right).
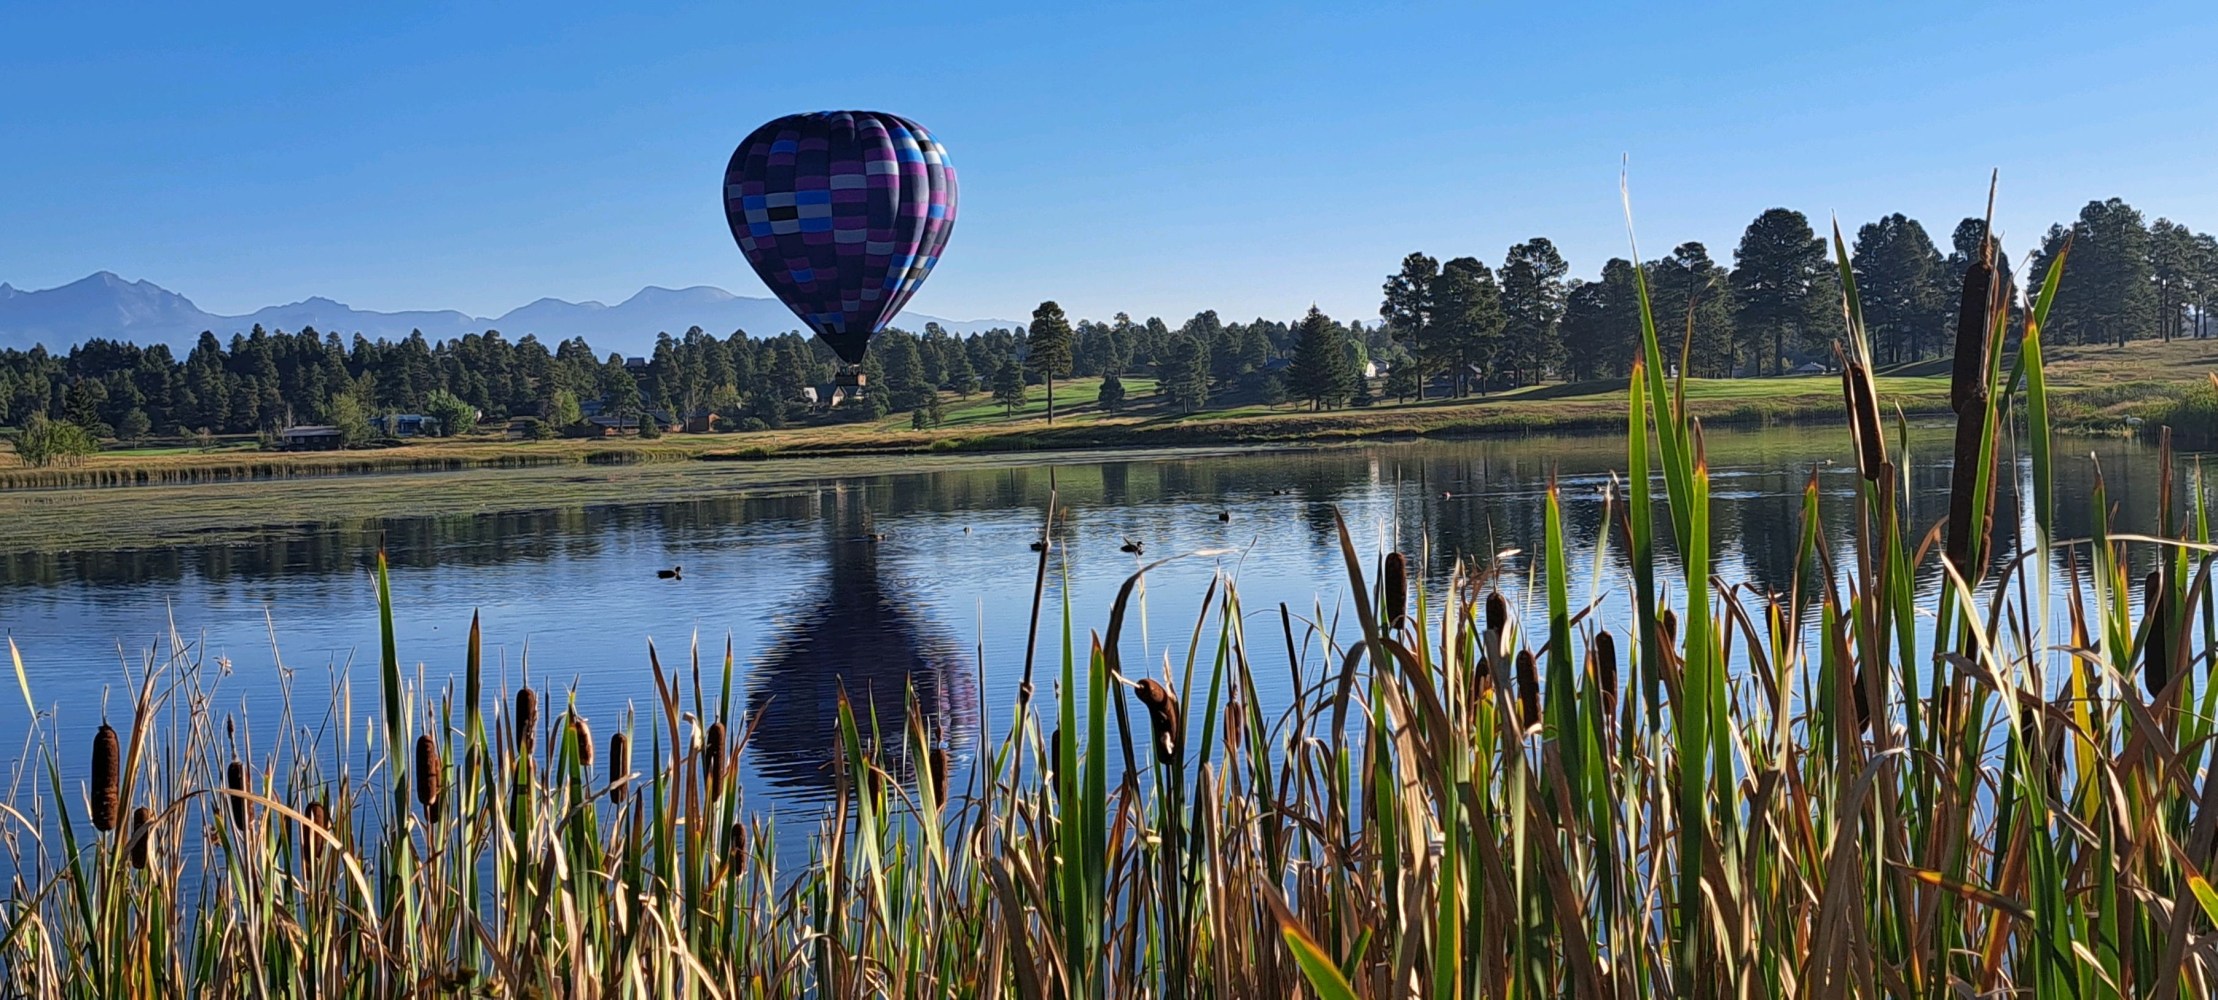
<box><xmin>4</xmin><ymin>196</ymin><xmax>2210</xmax><ymax>444</ymax></box>
<box><xmin>0</xmin><ymin>306</ymin><xmax>1393</xmax><ymax>442</ymax></box>
<box><xmin>1379</xmin><ymin>197</ymin><xmax>2218</xmax><ymax>393</ymax></box>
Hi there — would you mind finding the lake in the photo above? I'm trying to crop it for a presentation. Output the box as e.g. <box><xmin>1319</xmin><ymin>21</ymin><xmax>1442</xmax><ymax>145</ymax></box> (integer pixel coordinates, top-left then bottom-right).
<box><xmin>0</xmin><ymin>423</ymin><xmax>2179</xmax><ymax>836</ymax></box>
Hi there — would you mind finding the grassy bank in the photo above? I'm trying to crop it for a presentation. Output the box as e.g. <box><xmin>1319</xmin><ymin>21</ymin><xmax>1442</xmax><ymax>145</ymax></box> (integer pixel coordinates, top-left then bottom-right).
<box><xmin>10</xmin><ymin>242</ymin><xmax>2218</xmax><ymax>995</ymax></box>
<box><xmin>7</xmin><ymin>337</ymin><xmax>2211</xmax><ymax>491</ymax></box>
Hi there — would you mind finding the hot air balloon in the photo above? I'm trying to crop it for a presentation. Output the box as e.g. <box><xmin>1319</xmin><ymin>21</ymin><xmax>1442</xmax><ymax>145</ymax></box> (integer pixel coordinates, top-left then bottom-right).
<box><xmin>723</xmin><ymin>111</ymin><xmax>958</xmax><ymax>390</ymax></box>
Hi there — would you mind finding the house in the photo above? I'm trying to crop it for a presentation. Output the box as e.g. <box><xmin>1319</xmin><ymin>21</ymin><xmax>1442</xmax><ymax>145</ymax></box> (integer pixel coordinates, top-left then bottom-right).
<box><xmin>1794</xmin><ymin>361</ymin><xmax>1833</xmax><ymax>376</ymax></box>
<box><xmin>586</xmin><ymin>413</ymin><xmax>673</xmax><ymax>436</ymax></box>
<box><xmin>279</xmin><ymin>425</ymin><xmax>344</xmax><ymax>451</ymax></box>
<box><xmin>372</xmin><ymin>413</ymin><xmax>440</xmax><ymax>437</ymax></box>
<box><xmin>683</xmin><ymin>410</ymin><xmax>722</xmax><ymax>434</ymax></box>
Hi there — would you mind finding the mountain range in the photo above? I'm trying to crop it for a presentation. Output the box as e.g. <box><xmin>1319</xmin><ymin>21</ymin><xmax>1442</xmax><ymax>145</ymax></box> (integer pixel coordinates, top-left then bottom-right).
<box><xmin>0</xmin><ymin>272</ymin><xmax>1018</xmax><ymax>355</ymax></box>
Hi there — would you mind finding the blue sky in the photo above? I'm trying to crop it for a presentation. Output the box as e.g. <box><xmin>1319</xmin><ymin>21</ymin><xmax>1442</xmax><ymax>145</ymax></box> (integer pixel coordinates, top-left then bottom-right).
<box><xmin>3</xmin><ymin>1</ymin><xmax>2213</xmax><ymax>327</ymax></box>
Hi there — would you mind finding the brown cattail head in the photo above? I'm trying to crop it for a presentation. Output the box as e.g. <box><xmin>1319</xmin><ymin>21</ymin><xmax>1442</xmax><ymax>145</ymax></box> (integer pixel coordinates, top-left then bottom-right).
<box><xmin>608</xmin><ymin>730</ymin><xmax>629</xmax><ymax>802</ymax></box>
<box><xmin>1485</xmin><ymin>591</ymin><xmax>1509</xmax><ymax>636</ymax></box>
<box><xmin>128</xmin><ymin>805</ymin><xmax>153</xmax><ymax>870</ymax></box>
<box><xmin>226</xmin><ymin>759</ymin><xmax>249</xmax><ymax>831</ymax></box>
<box><xmin>1383</xmin><ymin>552</ymin><xmax>1408</xmax><ymax>628</ymax></box>
<box><xmin>727</xmin><ymin>819</ymin><xmax>749</xmax><ymax>875</ymax></box>
<box><xmin>91</xmin><ymin>722</ymin><xmax>121</xmax><ymax>833</ymax></box>
<box><xmin>1846</xmin><ymin>363</ymin><xmax>1885</xmax><ymax>482</ymax></box>
<box><xmin>1224</xmin><ymin>698</ymin><xmax>1244</xmax><ymax>752</ymax></box>
<box><xmin>1660</xmin><ymin>607</ymin><xmax>1679</xmax><ymax>647</ymax></box>
<box><xmin>704</xmin><ymin>721</ymin><xmax>726</xmax><ymax>793</ymax></box>
<box><xmin>1133</xmin><ymin>678</ymin><xmax>1184</xmax><ymax>765</ymax></box>
<box><xmin>514</xmin><ymin>688</ymin><xmax>540</xmax><ymax>755</ymax></box>
<box><xmin>2145</xmin><ymin>569</ymin><xmax>2171</xmax><ymax>698</ymax></box>
<box><xmin>927</xmin><ymin>745</ymin><xmax>950</xmax><ymax>798</ymax></box>
<box><xmin>302</xmin><ymin>799</ymin><xmax>329</xmax><ymax>864</ymax></box>
<box><xmin>1951</xmin><ymin>254</ymin><xmax>1995</xmax><ymax>414</ymax></box>
<box><xmin>414</xmin><ymin>734</ymin><xmax>443</xmax><ymax>823</ymax></box>
<box><xmin>1514</xmin><ymin>649</ymin><xmax>1541</xmax><ymax>731</ymax></box>
<box><xmin>1594</xmin><ymin>630</ymin><xmax>1619</xmax><ymax>718</ymax></box>
<box><xmin>571</xmin><ymin>715</ymin><xmax>594</xmax><ymax>770</ymax></box>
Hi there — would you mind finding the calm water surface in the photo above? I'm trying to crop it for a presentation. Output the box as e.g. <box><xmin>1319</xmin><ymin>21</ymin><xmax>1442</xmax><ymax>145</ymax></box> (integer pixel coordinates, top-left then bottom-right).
<box><xmin>0</xmin><ymin>425</ymin><xmax>2180</xmax><ymax>836</ymax></box>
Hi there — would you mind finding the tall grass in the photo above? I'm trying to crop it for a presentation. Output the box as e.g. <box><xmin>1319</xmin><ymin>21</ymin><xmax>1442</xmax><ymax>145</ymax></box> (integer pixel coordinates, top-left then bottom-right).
<box><xmin>8</xmin><ymin>198</ymin><xmax>2218</xmax><ymax>997</ymax></box>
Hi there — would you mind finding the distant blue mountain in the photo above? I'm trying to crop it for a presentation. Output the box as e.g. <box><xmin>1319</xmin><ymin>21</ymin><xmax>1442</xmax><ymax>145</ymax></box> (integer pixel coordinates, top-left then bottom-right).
<box><xmin>0</xmin><ymin>272</ymin><xmax>1017</xmax><ymax>354</ymax></box>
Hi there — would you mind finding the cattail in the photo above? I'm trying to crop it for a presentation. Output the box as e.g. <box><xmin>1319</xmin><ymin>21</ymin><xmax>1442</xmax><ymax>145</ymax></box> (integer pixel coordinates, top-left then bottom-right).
<box><xmin>571</xmin><ymin>715</ymin><xmax>594</xmax><ymax>770</ymax></box>
<box><xmin>128</xmin><ymin>806</ymin><xmax>153</xmax><ymax>870</ymax></box>
<box><xmin>1133</xmin><ymin>678</ymin><xmax>1184</xmax><ymax>765</ymax></box>
<box><xmin>91</xmin><ymin>722</ymin><xmax>121</xmax><ymax>833</ymax></box>
<box><xmin>1224</xmin><ymin>698</ymin><xmax>1244</xmax><ymax>752</ymax></box>
<box><xmin>1846</xmin><ymin>363</ymin><xmax>1885</xmax><ymax>482</ymax></box>
<box><xmin>226</xmin><ymin>759</ymin><xmax>249</xmax><ymax>831</ymax></box>
<box><xmin>2145</xmin><ymin>569</ymin><xmax>2171</xmax><ymax>698</ymax></box>
<box><xmin>727</xmin><ymin>819</ymin><xmax>749</xmax><ymax>875</ymax></box>
<box><xmin>1485</xmin><ymin>591</ymin><xmax>1509</xmax><ymax>636</ymax></box>
<box><xmin>1594</xmin><ymin>630</ymin><xmax>1619</xmax><ymax>721</ymax></box>
<box><xmin>1660</xmin><ymin>607</ymin><xmax>1679</xmax><ymax>647</ymax></box>
<box><xmin>608</xmin><ymin>731</ymin><xmax>629</xmax><ymax>802</ymax></box>
<box><xmin>415</xmin><ymin>734</ymin><xmax>443</xmax><ymax>823</ymax></box>
<box><xmin>302</xmin><ymin>799</ymin><xmax>329</xmax><ymax>865</ymax></box>
<box><xmin>1951</xmin><ymin>251</ymin><xmax>1995</xmax><ymax>413</ymax></box>
<box><xmin>1514</xmin><ymin>649</ymin><xmax>1541</xmax><ymax>731</ymax></box>
<box><xmin>927</xmin><ymin>745</ymin><xmax>950</xmax><ymax>798</ymax></box>
<box><xmin>515</xmin><ymin>688</ymin><xmax>540</xmax><ymax>756</ymax></box>
<box><xmin>704</xmin><ymin>721</ymin><xmax>726</xmax><ymax>793</ymax></box>
<box><xmin>1383</xmin><ymin>552</ymin><xmax>1408</xmax><ymax>629</ymax></box>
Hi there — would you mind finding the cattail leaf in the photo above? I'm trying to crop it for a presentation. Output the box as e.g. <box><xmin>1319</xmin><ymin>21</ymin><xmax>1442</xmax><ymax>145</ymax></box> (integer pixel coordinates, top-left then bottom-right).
<box><xmin>7</xmin><ymin>637</ymin><xmax>29</xmax><ymax>719</ymax></box>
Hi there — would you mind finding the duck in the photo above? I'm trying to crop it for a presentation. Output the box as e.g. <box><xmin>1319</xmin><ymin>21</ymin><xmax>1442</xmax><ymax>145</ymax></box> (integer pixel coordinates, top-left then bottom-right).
<box><xmin>1120</xmin><ymin>537</ymin><xmax>1144</xmax><ymax>555</ymax></box>
<box><xmin>1029</xmin><ymin>539</ymin><xmax>1050</xmax><ymax>553</ymax></box>
<box><xmin>657</xmin><ymin>566</ymin><xmax>683</xmax><ymax>580</ymax></box>
<box><xmin>865</xmin><ymin>532</ymin><xmax>889</xmax><ymax>543</ymax></box>
<box><xmin>1217</xmin><ymin>511</ymin><xmax>1231</xmax><ymax>523</ymax></box>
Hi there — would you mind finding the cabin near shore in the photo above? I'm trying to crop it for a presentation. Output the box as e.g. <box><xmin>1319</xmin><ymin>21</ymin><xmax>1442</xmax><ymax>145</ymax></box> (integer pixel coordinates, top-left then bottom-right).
<box><xmin>277</xmin><ymin>425</ymin><xmax>344</xmax><ymax>451</ymax></box>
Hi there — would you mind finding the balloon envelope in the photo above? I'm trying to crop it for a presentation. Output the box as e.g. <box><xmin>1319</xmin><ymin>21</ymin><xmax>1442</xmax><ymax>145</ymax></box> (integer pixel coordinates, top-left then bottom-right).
<box><xmin>723</xmin><ymin>111</ymin><xmax>958</xmax><ymax>365</ymax></box>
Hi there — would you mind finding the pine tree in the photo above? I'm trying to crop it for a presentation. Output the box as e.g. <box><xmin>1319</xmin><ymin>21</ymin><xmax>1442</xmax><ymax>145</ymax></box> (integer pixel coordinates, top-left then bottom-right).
<box><xmin>1288</xmin><ymin>307</ymin><xmax>1357</xmax><ymax>410</ymax></box>
<box><xmin>1850</xmin><ymin>214</ymin><xmax>1948</xmax><ymax>364</ymax></box>
<box><xmin>1025</xmin><ymin>302</ymin><xmax>1075</xmax><ymax>422</ymax></box>
<box><xmin>992</xmin><ymin>357</ymin><xmax>1028</xmax><ymax>416</ymax></box>
<box><xmin>1729</xmin><ymin>208</ymin><xmax>1833</xmax><ymax>375</ymax></box>
<box><xmin>1158</xmin><ymin>335</ymin><xmax>1210</xmax><ymax>412</ymax></box>
<box><xmin>1497</xmin><ymin>238</ymin><xmax>1569</xmax><ymax>385</ymax></box>
<box><xmin>1647</xmin><ymin>243</ymin><xmax>1737</xmax><ymax>378</ymax></box>
<box><xmin>1432</xmin><ymin>257</ymin><xmax>1504</xmax><ymax>395</ymax></box>
<box><xmin>1379</xmin><ymin>253</ymin><xmax>1438</xmax><ymax>400</ymax></box>
<box><xmin>1097</xmin><ymin>372</ymin><xmax>1127</xmax><ymax>413</ymax></box>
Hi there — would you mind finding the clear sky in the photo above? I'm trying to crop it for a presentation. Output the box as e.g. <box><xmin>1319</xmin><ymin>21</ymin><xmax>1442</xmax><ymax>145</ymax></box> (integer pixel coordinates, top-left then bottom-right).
<box><xmin>3</xmin><ymin>1</ymin><xmax>2213</xmax><ymax>327</ymax></box>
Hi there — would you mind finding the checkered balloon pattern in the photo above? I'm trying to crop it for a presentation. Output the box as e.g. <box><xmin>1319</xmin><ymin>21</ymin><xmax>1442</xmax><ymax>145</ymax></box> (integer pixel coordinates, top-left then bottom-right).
<box><xmin>723</xmin><ymin>111</ymin><xmax>958</xmax><ymax>365</ymax></box>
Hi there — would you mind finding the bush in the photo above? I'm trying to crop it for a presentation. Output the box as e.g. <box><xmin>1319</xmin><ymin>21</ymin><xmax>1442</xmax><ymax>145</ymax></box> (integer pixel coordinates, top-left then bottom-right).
<box><xmin>423</xmin><ymin>389</ymin><xmax>480</xmax><ymax>438</ymax></box>
<box><xmin>739</xmin><ymin>417</ymin><xmax>769</xmax><ymax>433</ymax></box>
<box><xmin>13</xmin><ymin>413</ymin><xmax>100</xmax><ymax>467</ymax></box>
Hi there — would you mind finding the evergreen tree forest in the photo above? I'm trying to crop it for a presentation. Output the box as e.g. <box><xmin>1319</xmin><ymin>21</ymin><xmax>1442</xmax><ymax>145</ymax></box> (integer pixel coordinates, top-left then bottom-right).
<box><xmin>4</xmin><ymin>197</ymin><xmax>2214</xmax><ymax>443</ymax></box>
